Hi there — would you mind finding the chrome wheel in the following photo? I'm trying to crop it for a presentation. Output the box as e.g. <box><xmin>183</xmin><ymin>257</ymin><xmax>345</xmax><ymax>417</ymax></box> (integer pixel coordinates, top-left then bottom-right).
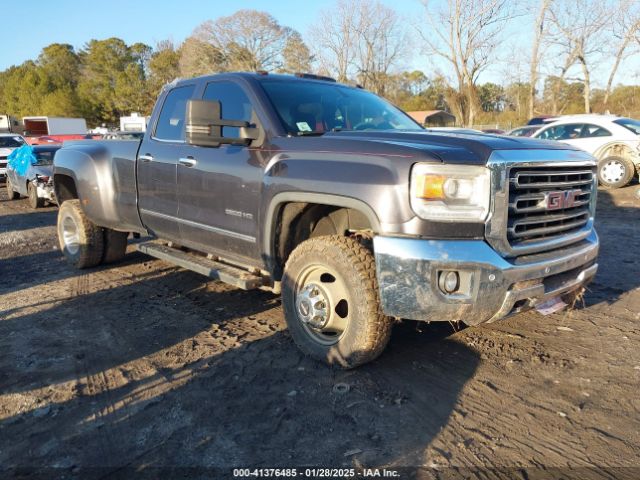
<box><xmin>600</xmin><ymin>160</ymin><xmax>626</xmax><ymax>184</ymax></box>
<box><xmin>295</xmin><ymin>264</ymin><xmax>350</xmax><ymax>345</ymax></box>
<box><xmin>62</xmin><ymin>214</ymin><xmax>80</xmax><ymax>255</ymax></box>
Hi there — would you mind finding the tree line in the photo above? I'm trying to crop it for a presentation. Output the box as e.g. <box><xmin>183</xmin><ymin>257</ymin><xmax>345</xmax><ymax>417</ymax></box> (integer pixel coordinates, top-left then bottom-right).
<box><xmin>1</xmin><ymin>0</ymin><xmax>639</xmax><ymax>128</ymax></box>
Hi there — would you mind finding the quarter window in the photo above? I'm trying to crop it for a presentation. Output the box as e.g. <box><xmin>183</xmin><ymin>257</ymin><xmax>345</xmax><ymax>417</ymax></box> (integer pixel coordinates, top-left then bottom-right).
<box><xmin>580</xmin><ymin>124</ymin><xmax>611</xmax><ymax>138</ymax></box>
<box><xmin>154</xmin><ymin>85</ymin><xmax>196</xmax><ymax>141</ymax></box>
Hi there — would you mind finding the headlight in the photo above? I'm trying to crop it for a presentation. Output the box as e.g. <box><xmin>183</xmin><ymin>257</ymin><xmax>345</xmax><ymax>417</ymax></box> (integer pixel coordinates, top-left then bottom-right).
<box><xmin>410</xmin><ymin>163</ymin><xmax>490</xmax><ymax>222</ymax></box>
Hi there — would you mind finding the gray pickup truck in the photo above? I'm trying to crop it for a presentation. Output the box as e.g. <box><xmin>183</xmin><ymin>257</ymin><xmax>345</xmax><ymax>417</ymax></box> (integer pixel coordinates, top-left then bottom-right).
<box><xmin>53</xmin><ymin>72</ymin><xmax>599</xmax><ymax>368</ymax></box>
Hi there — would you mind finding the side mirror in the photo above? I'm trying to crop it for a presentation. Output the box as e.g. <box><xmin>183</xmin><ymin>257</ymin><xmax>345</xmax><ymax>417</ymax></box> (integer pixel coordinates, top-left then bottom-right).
<box><xmin>185</xmin><ymin>99</ymin><xmax>260</xmax><ymax>147</ymax></box>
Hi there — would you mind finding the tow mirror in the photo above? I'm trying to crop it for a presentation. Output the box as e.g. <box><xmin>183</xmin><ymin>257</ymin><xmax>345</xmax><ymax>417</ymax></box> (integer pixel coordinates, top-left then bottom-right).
<box><xmin>185</xmin><ymin>99</ymin><xmax>260</xmax><ymax>147</ymax></box>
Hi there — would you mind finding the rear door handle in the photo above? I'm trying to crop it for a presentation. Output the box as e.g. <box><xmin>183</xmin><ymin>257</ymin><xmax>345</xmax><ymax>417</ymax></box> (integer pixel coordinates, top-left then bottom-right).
<box><xmin>179</xmin><ymin>157</ymin><xmax>197</xmax><ymax>167</ymax></box>
<box><xmin>139</xmin><ymin>154</ymin><xmax>154</xmax><ymax>163</ymax></box>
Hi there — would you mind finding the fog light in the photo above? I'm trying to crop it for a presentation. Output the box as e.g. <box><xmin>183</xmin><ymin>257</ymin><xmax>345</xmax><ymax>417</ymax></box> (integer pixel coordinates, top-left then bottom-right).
<box><xmin>439</xmin><ymin>271</ymin><xmax>460</xmax><ymax>294</ymax></box>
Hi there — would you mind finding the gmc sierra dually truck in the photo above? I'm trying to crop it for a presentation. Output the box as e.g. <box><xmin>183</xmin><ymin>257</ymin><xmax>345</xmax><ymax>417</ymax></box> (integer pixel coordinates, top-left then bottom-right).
<box><xmin>53</xmin><ymin>72</ymin><xmax>599</xmax><ymax>368</ymax></box>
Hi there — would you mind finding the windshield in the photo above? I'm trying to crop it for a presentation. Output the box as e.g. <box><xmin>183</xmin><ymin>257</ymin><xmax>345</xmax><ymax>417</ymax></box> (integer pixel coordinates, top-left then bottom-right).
<box><xmin>259</xmin><ymin>80</ymin><xmax>423</xmax><ymax>135</ymax></box>
<box><xmin>0</xmin><ymin>136</ymin><xmax>25</xmax><ymax>148</ymax></box>
<box><xmin>613</xmin><ymin>118</ymin><xmax>640</xmax><ymax>135</ymax></box>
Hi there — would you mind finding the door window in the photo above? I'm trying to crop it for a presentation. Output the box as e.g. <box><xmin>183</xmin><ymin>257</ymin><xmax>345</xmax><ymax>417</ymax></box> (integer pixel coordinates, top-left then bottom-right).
<box><xmin>154</xmin><ymin>85</ymin><xmax>196</xmax><ymax>141</ymax></box>
<box><xmin>203</xmin><ymin>81</ymin><xmax>253</xmax><ymax>138</ymax></box>
<box><xmin>538</xmin><ymin>124</ymin><xmax>582</xmax><ymax>140</ymax></box>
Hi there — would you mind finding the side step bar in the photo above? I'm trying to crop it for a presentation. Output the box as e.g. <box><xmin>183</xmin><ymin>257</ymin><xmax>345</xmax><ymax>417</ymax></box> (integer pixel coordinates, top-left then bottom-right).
<box><xmin>137</xmin><ymin>242</ymin><xmax>265</xmax><ymax>290</ymax></box>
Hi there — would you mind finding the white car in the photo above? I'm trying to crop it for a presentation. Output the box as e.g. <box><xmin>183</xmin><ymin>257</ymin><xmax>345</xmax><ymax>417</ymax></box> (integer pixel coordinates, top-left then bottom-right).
<box><xmin>0</xmin><ymin>133</ymin><xmax>27</xmax><ymax>181</ymax></box>
<box><xmin>531</xmin><ymin>115</ymin><xmax>640</xmax><ymax>188</ymax></box>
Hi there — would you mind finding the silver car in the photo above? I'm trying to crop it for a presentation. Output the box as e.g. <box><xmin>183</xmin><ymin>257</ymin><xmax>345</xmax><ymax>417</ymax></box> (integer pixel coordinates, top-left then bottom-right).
<box><xmin>6</xmin><ymin>145</ymin><xmax>61</xmax><ymax>208</ymax></box>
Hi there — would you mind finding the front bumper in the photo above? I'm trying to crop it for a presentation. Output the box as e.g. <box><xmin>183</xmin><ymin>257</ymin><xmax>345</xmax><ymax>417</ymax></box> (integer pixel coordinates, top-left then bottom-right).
<box><xmin>374</xmin><ymin>230</ymin><xmax>599</xmax><ymax>325</ymax></box>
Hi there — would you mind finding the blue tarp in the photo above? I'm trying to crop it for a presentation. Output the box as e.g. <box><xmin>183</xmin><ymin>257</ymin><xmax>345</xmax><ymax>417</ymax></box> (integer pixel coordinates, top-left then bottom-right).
<box><xmin>7</xmin><ymin>145</ymin><xmax>36</xmax><ymax>177</ymax></box>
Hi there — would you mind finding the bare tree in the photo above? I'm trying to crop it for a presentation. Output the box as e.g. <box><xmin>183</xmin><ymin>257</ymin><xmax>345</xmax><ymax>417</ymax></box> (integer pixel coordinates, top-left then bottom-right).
<box><xmin>418</xmin><ymin>0</ymin><xmax>515</xmax><ymax>126</ymax></box>
<box><xmin>353</xmin><ymin>1</ymin><xmax>407</xmax><ymax>95</ymax></box>
<box><xmin>310</xmin><ymin>0</ymin><xmax>407</xmax><ymax>92</ymax></box>
<box><xmin>309</xmin><ymin>1</ymin><xmax>359</xmax><ymax>82</ymax></box>
<box><xmin>548</xmin><ymin>0</ymin><xmax>610</xmax><ymax>113</ymax></box>
<box><xmin>529</xmin><ymin>0</ymin><xmax>552</xmax><ymax>118</ymax></box>
<box><xmin>196</xmin><ymin>10</ymin><xmax>293</xmax><ymax>72</ymax></box>
<box><xmin>603</xmin><ymin>0</ymin><xmax>640</xmax><ymax>109</ymax></box>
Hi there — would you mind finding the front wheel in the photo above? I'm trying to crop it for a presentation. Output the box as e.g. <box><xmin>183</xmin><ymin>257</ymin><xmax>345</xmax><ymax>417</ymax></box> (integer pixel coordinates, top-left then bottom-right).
<box><xmin>5</xmin><ymin>177</ymin><xmax>20</xmax><ymax>200</ymax></box>
<box><xmin>598</xmin><ymin>156</ymin><xmax>635</xmax><ymax>188</ymax></box>
<box><xmin>282</xmin><ymin>235</ymin><xmax>393</xmax><ymax>368</ymax></box>
<box><xmin>57</xmin><ymin>199</ymin><xmax>104</xmax><ymax>269</ymax></box>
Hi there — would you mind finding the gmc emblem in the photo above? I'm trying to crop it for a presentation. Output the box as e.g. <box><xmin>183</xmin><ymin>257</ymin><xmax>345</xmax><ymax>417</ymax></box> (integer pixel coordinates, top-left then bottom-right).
<box><xmin>545</xmin><ymin>189</ymin><xmax>581</xmax><ymax>210</ymax></box>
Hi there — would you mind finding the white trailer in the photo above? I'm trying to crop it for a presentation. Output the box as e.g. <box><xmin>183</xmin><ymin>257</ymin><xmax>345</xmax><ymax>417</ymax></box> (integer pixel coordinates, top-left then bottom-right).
<box><xmin>0</xmin><ymin>114</ymin><xmax>23</xmax><ymax>134</ymax></box>
<box><xmin>119</xmin><ymin>112</ymin><xmax>149</xmax><ymax>132</ymax></box>
<box><xmin>22</xmin><ymin>117</ymin><xmax>87</xmax><ymax>136</ymax></box>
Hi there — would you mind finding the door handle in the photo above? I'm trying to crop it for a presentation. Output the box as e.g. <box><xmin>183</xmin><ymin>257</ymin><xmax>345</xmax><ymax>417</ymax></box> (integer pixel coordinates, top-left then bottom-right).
<box><xmin>179</xmin><ymin>157</ymin><xmax>197</xmax><ymax>167</ymax></box>
<box><xmin>139</xmin><ymin>154</ymin><xmax>154</xmax><ymax>163</ymax></box>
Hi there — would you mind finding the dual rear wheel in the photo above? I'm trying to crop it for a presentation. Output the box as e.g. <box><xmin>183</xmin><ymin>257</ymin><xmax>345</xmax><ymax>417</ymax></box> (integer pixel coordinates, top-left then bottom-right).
<box><xmin>57</xmin><ymin>199</ymin><xmax>128</xmax><ymax>268</ymax></box>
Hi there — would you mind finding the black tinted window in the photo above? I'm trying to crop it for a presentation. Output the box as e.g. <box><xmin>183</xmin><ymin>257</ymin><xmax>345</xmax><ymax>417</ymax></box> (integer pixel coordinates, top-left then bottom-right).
<box><xmin>154</xmin><ymin>85</ymin><xmax>196</xmax><ymax>141</ymax></box>
<box><xmin>203</xmin><ymin>81</ymin><xmax>253</xmax><ymax>138</ymax></box>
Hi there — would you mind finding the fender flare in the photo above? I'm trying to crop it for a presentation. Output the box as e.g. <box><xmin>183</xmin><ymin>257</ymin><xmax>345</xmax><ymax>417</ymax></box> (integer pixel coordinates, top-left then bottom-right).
<box><xmin>262</xmin><ymin>191</ymin><xmax>381</xmax><ymax>267</ymax></box>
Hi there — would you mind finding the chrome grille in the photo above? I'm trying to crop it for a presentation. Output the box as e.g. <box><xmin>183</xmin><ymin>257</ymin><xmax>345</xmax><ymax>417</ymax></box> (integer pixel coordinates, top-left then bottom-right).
<box><xmin>507</xmin><ymin>166</ymin><xmax>595</xmax><ymax>249</ymax></box>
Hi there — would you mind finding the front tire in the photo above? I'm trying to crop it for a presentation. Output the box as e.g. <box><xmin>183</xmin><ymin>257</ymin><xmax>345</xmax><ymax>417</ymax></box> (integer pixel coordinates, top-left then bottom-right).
<box><xmin>5</xmin><ymin>177</ymin><xmax>20</xmax><ymax>200</ymax></box>
<box><xmin>598</xmin><ymin>156</ymin><xmax>635</xmax><ymax>188</ymax></box>
<box><xmin>282</xmin><ymin>235</ymin><xmax>393</xmax><ymax>368</ymax></box>
<box><xmin>27</xmin><ymin>182</ymin><xmax>44</xmax><ymax>209</ymax></box>
<box><xmin>57</xmin><ymin>199</ymin><xmax>104</xmax><ymax>269</ymax></box>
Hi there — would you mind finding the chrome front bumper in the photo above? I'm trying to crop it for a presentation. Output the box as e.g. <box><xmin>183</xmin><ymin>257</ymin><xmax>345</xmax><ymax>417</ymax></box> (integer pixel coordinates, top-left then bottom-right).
<box><xmin>373</xmin><ymin>230</ymin><xmax>599</xmax><ymax>325</ymax></box>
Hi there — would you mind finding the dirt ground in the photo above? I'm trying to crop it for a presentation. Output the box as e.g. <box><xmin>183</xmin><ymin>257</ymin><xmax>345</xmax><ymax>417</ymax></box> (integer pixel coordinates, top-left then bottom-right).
<box><xmin>0</xmin><ymin>184</ymin><xmax>639</xmax><ymax>479</ymax></box>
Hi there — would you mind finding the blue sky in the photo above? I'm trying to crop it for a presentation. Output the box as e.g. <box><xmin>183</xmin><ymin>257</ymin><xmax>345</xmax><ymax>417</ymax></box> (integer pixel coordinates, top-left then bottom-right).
<box><xmin>1</xmin><ymin>0</ymin><xmax>637</xmax><ymax>88</ymax></box>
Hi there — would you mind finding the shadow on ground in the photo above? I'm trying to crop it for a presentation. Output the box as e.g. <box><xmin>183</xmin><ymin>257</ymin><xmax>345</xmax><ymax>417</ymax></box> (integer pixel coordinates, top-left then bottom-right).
<box><xmin>0</xmin><ymin>264</ymin><xmax>479</xmax><ymax>477</ymax></box>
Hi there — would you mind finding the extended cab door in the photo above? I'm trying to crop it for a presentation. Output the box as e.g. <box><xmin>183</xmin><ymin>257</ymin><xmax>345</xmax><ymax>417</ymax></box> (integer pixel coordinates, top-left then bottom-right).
<box><xmin>176</xmin><ymin>80</ymin><xmax>263</xmax><ymax>262</ymax></box>
<box><xmin>137</xmin><ymin>84</ymin><xmax>196</xmax><ymax>242</ymax></box>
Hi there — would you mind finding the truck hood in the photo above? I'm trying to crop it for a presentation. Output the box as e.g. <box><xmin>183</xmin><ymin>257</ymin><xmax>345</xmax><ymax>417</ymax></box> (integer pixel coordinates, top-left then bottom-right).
<box><xmin>0</xmin><ymin>147</ymin><xmax>16</xmax><ymax>158</ymax></box>
<box><xmin>319</xmin><ymin>130</ymin><xmax>579</xmax><ymax>164</ymax></box>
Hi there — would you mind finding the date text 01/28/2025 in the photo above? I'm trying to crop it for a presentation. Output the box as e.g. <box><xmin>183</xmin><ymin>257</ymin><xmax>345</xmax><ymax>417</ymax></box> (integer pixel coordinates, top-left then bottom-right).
<box><xmin>232</xmin><ymin>468</ymin><xmax>401</xmax><ymax>477</ymax></box>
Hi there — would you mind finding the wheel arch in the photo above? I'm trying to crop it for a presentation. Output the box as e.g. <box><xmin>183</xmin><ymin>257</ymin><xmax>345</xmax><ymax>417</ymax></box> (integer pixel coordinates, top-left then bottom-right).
<box><xmin>593</xmin><ymin>142</ymin><xmax>638</xmax><ymax>166</ymax></box>
<box><xmin>263</xmin><ymin>192</ymin><xmax>381</xmax><ymax>280</ymax></box>
<box><xmin>53</xmin><ymin>172</ymin><xmax>79</xmax><ymax>204</ymax></box>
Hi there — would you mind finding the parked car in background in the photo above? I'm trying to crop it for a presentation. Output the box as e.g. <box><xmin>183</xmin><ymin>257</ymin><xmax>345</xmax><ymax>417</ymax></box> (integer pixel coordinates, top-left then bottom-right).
<box><xmin>102</xmin><ymin>131</ymin><xmax>145</xmax><ymax>140</ymax></box>
<box><xmin>425</xmin><ymin>127</ymin><xmax>483</xmax><ymax>134</ymax></box>
<box><xmin>508</xmin><ymin>125</ymin><xmax>542</xmax><ymax>137</ymax></box>
<box><xmin>527</xmin><ymin>115</ymin><xmax>556</xmax><ymax>125</ymax></box>
<box><xmin>6</xmin><ymin>145</ymin><xmax>60</xmax><ymax>208</ymax></box>
<box><xmin>531</xmin><ymin>115</ymin><xmax>640</xmax><ymax>188</ymax></box>
<box><xmin>0</xmin><ymin>133</ymin><xmax>27</xmax><ymax>181</ymax></box>
<box><xmin>482</xmin><ymin>128</ymin><xmax>506</xmax><ymax>134</ymax></box>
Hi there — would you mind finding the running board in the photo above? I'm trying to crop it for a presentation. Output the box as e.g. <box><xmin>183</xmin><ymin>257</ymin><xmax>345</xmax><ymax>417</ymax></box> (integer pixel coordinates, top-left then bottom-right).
<box><xmin>137</xmin><ymin>242</ymin><xmax>265</xmax><ymax>290</ymax></box>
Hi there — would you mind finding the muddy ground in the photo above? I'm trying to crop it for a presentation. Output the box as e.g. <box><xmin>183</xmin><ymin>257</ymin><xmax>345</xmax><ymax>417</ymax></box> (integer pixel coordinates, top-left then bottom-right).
<box><xmin>0</xmin><ymin>184</ymin><xmax>639</xmax><ymax>479</ymax></box>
